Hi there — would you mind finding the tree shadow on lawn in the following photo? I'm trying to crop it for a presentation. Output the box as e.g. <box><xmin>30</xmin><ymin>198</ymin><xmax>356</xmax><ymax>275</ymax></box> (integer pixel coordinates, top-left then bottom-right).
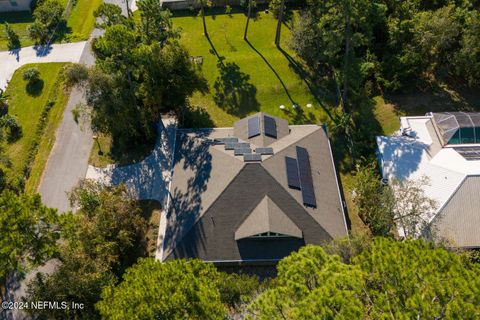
<box><xmin>26</xmin><ymin>79</ymin><xmax>44</xmax><ymax>96</ymax></box>
<box><xmin>244</xmin><ymin>38</ymin><xmax>295</xmax><ymax>105</ymax></box>
<box><xmin>213</xmin><ymin>61</ymin><xmax>259</xmax><ymax>117</ymax></box>
<box><xmin>278</xmin><ymin>47</ymin><xmax>339</xmax><ymax>121</ymax></box>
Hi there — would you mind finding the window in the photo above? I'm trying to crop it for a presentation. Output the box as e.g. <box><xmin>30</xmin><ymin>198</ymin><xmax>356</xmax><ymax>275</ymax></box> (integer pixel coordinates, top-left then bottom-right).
<box><xmin>250</xmin><ymin>232</ymin><xmax>289</xmax><ymax>238</ymax></box>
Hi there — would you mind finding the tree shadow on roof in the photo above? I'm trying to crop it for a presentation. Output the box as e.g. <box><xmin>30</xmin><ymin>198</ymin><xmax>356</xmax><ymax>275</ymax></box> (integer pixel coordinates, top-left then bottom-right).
<box><xmin>163</xmin><ymin>131</ymin><xmax>213</xmax><ymax>259</ymax></box>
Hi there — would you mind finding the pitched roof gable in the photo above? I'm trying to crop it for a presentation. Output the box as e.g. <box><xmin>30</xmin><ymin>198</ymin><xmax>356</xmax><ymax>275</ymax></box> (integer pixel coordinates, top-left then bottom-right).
<box><xmin>235</xmin><ymin>195</ymin><xmax>303</xmax><ymax>240</ymax></box>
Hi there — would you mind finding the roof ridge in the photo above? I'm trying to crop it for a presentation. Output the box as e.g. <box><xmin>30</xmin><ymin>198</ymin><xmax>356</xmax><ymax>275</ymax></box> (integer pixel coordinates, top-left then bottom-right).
<box><xmin>259</xmin><ymin>162</ymin><xmax>330</xmax><ymax>238</ymax></box>
<box><xmin>163</xmin><ymin>163</ymin><xmax>249</xmax><ymax>260</ymax></box>
<box><xmin>264</xmin><ymin>126</ymin><xmax>322</xmax><ymax>159</ymax></box>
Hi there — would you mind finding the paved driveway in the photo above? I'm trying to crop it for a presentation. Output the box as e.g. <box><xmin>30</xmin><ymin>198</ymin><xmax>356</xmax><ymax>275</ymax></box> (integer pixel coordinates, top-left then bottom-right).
<box><xmin>0</xmin><ymin>41</ymin><xmax>87</xmax><ymax>89</ymax></box>
<box><xmin>86</xmin><ymin>117</ymin><xmax>177</xmax><ymax>205</ymax></box>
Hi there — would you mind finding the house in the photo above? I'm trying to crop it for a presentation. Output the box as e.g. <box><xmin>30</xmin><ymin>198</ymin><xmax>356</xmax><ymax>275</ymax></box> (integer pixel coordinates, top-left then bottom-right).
<box><xmin>377</xmin><ymin>112</ymin><xmax>480</xmax><ymax>248</ymax></box>
<box><xmin>156</xmin><ymin>112</ymin><xmax>348</xmax><ymax>265</ymax></box>
<box><xmin>0</xmin><ymin>0</ymin><xmax>31</xmax><ymax>12</ymax></box>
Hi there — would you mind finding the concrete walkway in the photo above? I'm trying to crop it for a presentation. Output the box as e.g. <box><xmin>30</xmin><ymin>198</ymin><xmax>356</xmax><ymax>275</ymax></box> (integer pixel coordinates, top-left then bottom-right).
<box><xmin>86</xmin><ymin>117</ymin><xmax>177</xmax><ymax>205</ymax></box>
<box><xmin>0</xmin><ymin>41</ymin><xmax>87</xmax><ymax>89</ymax></box>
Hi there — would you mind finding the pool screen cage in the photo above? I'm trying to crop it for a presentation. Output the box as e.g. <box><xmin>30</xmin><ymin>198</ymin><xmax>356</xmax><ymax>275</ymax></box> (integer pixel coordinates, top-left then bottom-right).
<box><xmin>432</xmin><ymin>112</ymin><xmax>480</xmax><ymax>145</ymax></box>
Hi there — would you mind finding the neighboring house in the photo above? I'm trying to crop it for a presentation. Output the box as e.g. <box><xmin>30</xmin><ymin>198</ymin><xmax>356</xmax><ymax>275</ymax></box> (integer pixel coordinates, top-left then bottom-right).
<box><xmin>0</xmin><ymin>0</ymin><xmax>31</xmax><ymax>12</ymax></box>
<box><xmin>157</xmin><ymin>112</ymin><xmax>348</xmax><ymax>265</ymax></box>
<box><xmin>377</xmin><ymin>112</ymin><xmax>480</xmax><ymax>248</ymax></box>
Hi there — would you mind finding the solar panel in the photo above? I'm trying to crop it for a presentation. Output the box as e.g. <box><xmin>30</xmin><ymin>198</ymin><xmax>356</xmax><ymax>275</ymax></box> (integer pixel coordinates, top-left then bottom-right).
<box><xmin>256</xmin><ymin>147</ymin><xmax>274</xmax><ymax>155</ymax></box>
<box><xmin>225</xmin><ymin>142</ymin><xmax>237</xmax><ymax>150</ymax></box>
<box><xmin>264</xmin><ymin>115</ymin><xmax>277</xmax><ymax>138</ymax></box>
<box><xmin>248</xmin><ymin>116</ymin><xmax>261</xmax><ymax>138</ymax></box>
<box><xmin>296</xmin><ymin>146</ymin><xmax>316</xmax><ymax>207</ymax></box>
<box><xmin>285</xmin><ymin>156</ymin><xmax>301</xmax><ymax>189</ymax></box>
<box><xmin>243</xmin><ymin>153</ymin><xmax>262</xmax><ymax>162</ymax></box>
<box><xmin>215</xmin><ymin>137</ymin><xmax>238</xmax><ymax>145</ymax></box>
<box><xmin>234</xmin><ymin>148</ymin><xmax>252</xmax><ymax>155</ymax></box>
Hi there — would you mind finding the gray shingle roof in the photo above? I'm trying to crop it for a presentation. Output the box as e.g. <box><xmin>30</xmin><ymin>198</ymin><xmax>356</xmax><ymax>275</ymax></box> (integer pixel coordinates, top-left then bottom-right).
<box><xmin>161</xmin><ymin>113</ymin><xmax>347</xmax><ymax>262</ymax></box>
<box><xmin>235</xmin><ymin>195</ymin><xmax>303</xmax><ymax>240</ymax></box>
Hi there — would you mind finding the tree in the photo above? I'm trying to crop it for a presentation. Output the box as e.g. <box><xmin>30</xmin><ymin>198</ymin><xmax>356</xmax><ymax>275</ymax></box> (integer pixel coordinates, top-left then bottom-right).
<box><xmin>23</xmin><ymin>67</ymin><xmax>41</xmax><ymax>84</ymax></box>
<box><xmin>352</xmin><ymin>162</ymin><xmax>394</xmax><ymax>236</ymax></box>
<box><xmin>137</xmin><ymin>0</ymin><xmax>178</xmax><ymax>45</ymax></box>
<box><xmin>28</xmin><ymin>0</ymin><xmax>64</xmax><ymax>45</ymax></box>
<box><xmin>25</xmin><ymin>181</ymin><xmax>147</xmax><ymax>319</ymax></box>
<box><xmin>0</xmin><ymin>88</ymin><xmax>9</xmax><ymax>115</ymax></box>
<box><xmin>390</xmin><ymin>176</ymin><xmax>437</xmax><ymax>238</ymax></box>
<box><xmin>4</xmin><ymin>22</ymin><xmax>21</xmax><ymax>50</ymax></box>
<box><xmin>248</xmin><ymin>245</ymin><xmax>366</xmax><ymax>319</ymax></box>
<box><xmin>93</xmin><ymin>3</ymin><xmax>126</xmax><ymax>29</ymax></box>
<box><xmin>86</xmin><ymin>8</ymin><xmax>204</xmax><ymax>148</ymax></box>
<box><xmin>248</xmin><ymin>238</ymin><xmax>480</xmax><ymax>319</ymax></box>
<box><xmin>290</xmin><ymin>0</ymin><xmax>385</xmax><ymax>109</ymax></box>
<box><xmin>97</xmin><ymin>258</ymin><xmax>227</xmax><ymax>320</ymax></box>
<box><xmin>454</xmin><ymin>8</ymin><xmax>480</xmax><ymax>87</ymax></box>
<box><xmin>356</xmin><ymin>238</ymin><xmax>480</xmax><ymax>319</ymax></box>
<box><xmin>0</xmin><ymin>191</ymin><xmax>59</xmax><ymax>289</ymax></box>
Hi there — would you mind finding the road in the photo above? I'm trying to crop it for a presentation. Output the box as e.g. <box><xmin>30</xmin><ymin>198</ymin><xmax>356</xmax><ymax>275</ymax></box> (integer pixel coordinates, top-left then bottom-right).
<box><xmin>0</xmin><ymin>41</ymin><xmax>87</xmax><ymax>90</ymax></box>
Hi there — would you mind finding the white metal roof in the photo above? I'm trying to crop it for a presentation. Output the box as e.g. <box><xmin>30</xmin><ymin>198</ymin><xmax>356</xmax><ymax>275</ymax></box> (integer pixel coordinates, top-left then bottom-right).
<box><xmin>377</xmin><ymin>116</ymin><xmax>470</xmax><ymax>218</ymax></box>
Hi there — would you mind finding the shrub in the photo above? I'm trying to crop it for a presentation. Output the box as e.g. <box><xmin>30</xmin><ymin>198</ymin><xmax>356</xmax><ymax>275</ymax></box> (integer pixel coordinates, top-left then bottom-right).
<box><xmin>4</xmin><ymin>23</ymin><xmax>21</xmax><ymax>50</ymax></box>
<box><xmin>62</xmin><ymin>63</ymin><xmax>89</xmax><ymax>87</ymax></box>
<box><xmin>0</xmin><ymin>114</ymin><xmax>23</xmax><ymax>142</ymax></box>
<box><xmin>23</xmin><ymin>67</ymin><xmax>41</xmax><ymax>84</ymax></box>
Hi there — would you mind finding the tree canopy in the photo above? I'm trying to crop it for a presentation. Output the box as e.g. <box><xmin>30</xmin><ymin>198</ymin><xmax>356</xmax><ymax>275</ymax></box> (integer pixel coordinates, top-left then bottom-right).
<box><xmin>25</xmin><ymin>181</ymin><xmax>147</xmax><ymax>319</ymax></box>
<box><xmin>96</xmin><ymin>258</ymin><xmax>227</xmax><ymax>320</ymax></box>
<box><xmin>248</xmin><ymin>238</ymin><xmax>480</xmax><ymax>319</ymax></box>
<box><xmin>85</xmin><ymin>1</ymin><xmax>205</xmax><ymax>149</ymax></box>
<box><xmin>290</xmin><ymin>0</ymin><xmax>480</xmax><ymax>105</ymax></box>
<box><xmin>0</xmin><ymin>191</ymin><xmax>59</xmax><ymax>286</ymax></box>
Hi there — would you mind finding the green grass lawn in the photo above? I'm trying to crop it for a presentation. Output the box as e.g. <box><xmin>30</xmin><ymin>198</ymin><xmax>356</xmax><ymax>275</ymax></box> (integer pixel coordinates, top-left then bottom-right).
<box><xmin>0</xmin><ymin>11</ymin><xmax>35</xmax><ymax>51</ymax></box>
<box><xmin>4</xmin><ymin>63</ymin><xmax>69</xmax><ymax>192</ymax></box>
<box><xmin>66</xmin><ymin>0</ymin><xmax>103</xmax><ymax>41</ymax></box>
<box><xmin>172</xmin><ymin>10</ymin><xmax>334</xmax><ymax>127</ymax></box>
<box><xmin>0</xmin><ymin>0</ymin><xmax>100</xmax><ymax>51</ymax></box>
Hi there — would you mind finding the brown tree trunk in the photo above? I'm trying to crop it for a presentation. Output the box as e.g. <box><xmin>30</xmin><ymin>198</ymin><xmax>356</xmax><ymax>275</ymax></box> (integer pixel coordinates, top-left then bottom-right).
<box><xmin>274</xmin><ymin>0</ymin><xmax>285</xmax><ymax>48</ymax></box>
<box><xmin>244</xmin><ymin>0</ymin><xmax>252</xmax><ymax>40</ymax></box>
<box><xmin>341</xmin><ymin>0</ymin><xmax>351</xmax><ymax>113</ymax></box>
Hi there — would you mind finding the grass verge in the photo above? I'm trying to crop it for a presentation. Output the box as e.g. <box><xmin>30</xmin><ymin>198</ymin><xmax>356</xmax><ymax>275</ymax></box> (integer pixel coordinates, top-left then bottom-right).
<box><xmin>66</xmin><ymin>0</ymin><xmax>103</xmax><ymax>41</ymax></box>
<box><xmin>4</xmin><ymin>62</ymin><xmax>69</xmax><ymax>192</ymax></box>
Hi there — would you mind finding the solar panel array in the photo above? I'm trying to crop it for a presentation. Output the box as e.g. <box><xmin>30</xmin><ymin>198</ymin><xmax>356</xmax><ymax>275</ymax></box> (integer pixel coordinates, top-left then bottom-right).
<box><xmin>248</xmin><ymin>116</ymin><xmax>261</xmax><ymax>138</ymax></box>
<box><xmin>285</xmin><ymin>156</ymin><xmax>301</xmax><ymax>189</ymax></box>
<box><xmin>214</xmin><ymin>137</ymin><xmax>238</xmax><ymax>145</ymax></box>
<box><xmin>296</xmin><ymin>147</ymin><xmax>316</xmax><ymax>207</ymax></box>
<box><xmin>284</xmin><ymin>147</ymin><xmax>317</xmax><ymax>207</ymax></box>
<box><xmin>244</xmin><ymin>153</ymin><xmax>262</xmax><ymax>162</ymax></box>
<box><xmin>264</xmin><ymin>115</ymin><xmax>277</xmax><ymax>138</ymax></box>
<box><xmin>255</xmin><ymin>147</ymin><xmax>274</xmax><ymax>155</ymax></box>
<box><xmin>234</xmin><ymin>148</ymin><xmax>252</xmax><ymax>155</ymax></box>
<box><xmin>454</xmin><ymin>147</ymin><xmax>480</xmax><ymax>161</ymax></box>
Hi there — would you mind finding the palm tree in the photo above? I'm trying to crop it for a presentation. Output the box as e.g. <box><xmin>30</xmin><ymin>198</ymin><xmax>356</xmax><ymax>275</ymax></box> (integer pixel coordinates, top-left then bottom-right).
<box><xmin>243</xmin><ymin>0</ymin><xmax>256</xmax><ymax>40</ymax></box>
<box><xmin>274</xmin><ymin>0</ymin><xmax>285</xmax><ymax>48</ymax></box>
